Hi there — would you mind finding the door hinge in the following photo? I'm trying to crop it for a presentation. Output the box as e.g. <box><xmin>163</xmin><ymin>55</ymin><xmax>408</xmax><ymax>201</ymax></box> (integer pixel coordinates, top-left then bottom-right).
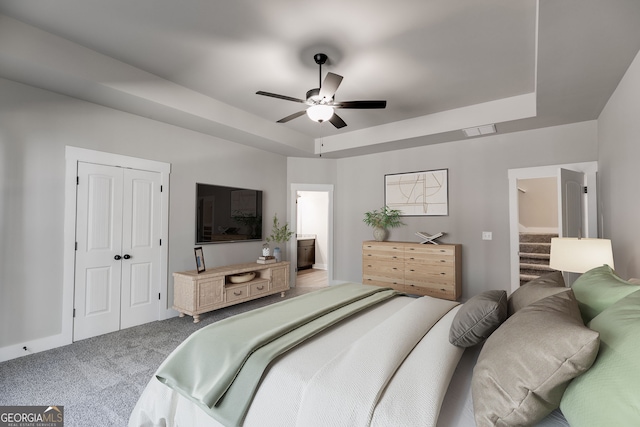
<box><xmin>76</xmin><ymin>176</ymin><xmax>79</xmax><ymax>185</ymax></box>
<box><xmin>75</xmin><ymin>242</ymin><xmax>78</xmax><ymax>251</ymax></box>
<box><xmin>73</xmin><ymin>308</ymin><xmax>76</xmax><ymax>318</ymax></box>
<box><xmin>159</xmin><ymin>239</ymin><xmax>162</xmax><ymax>246</ymax></box>
<box><xmin>160</xmin><ymin>185</ymin><xmax>163</xmax><ymax>192</ymax></box>
<box><xmin>158</xmin><ymin>293</ymin><xmax>161</xmax><ymax>300</ymax></box>
<box><xmin>583</xmin><ymin>186</ymin><xmax>588</xmax><ymax>194</ymax></box>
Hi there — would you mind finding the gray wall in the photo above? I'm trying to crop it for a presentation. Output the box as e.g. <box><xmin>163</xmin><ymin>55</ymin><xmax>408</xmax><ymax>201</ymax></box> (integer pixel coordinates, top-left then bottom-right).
<box><xmin>331</xmin><ymin>121</ymin><xmax>598</xmax><ymax>298</ymax></box>
<box><xmin>598</xmin><ymin>49</ymin><xmax>640</xmax><ymax>279</ymax></box>
<box><xmin>0</xmin><ymin>77</ymin><xmax>288</xmax><ymax>349</ymax></box>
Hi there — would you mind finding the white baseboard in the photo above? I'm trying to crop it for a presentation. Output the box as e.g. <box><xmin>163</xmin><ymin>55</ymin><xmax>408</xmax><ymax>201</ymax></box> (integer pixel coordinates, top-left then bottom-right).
<box><xmin>1</xmin><ymin>310</ymin><xmax>179</xmax><ymax>363</ymax></box>
<box><xmin>312</xmin><ymin>263</ymin><xmax>327</xmax><ymax>270</ymax></box>
<box><xmin>0</xmin><ymin>333</ymin><xmax>71</xmax><ymax>363</ymax></box>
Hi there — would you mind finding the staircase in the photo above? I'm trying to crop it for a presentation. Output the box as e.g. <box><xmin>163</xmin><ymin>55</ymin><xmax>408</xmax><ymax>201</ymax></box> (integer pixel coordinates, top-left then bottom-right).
<box><xmin>519</xmin><ymin>233</ymin><xmax>558</xmax><ymax>285</ymax></box>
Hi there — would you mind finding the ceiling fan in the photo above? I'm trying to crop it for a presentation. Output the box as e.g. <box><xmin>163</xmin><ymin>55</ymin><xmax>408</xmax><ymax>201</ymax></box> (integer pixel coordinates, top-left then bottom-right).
<box><xmin>256</xmin><ymin>53</ymin><xmax>387</xmax><ymax>129</ymax></box>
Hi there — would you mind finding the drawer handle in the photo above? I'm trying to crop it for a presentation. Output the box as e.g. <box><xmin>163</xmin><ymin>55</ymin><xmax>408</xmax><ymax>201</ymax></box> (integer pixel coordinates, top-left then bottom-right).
<box><xmin>409</xmin><ymin>269</ymin><xmax>415</xmax><ymax>272</ymax></box>
<box><xmin>392</xmin><ymin>256</ymin><xmax>398</xmax><ymax>259</ymax></box>
<box><xmin>234</xmin><ymin>291</ymin><xmax>242</xmax><ymax>296</ymax></box>
<box><xmin>440</xmin><ymin>272</ymin><xmax>446</xmax><ymax>275</ymax></box>
<box><xmin>440</xmin><ymin>260</ymin><xmax>446</xmax><ymax>262</ymax></box>
<box><xmin>392</xmin><ymin>267</ymin><xmax>398</xmax><ymax>270</ymax></box>
<box><xmin>409</xmin><ymin>257</ymin><xmax>415</xmax><ymax>260</ymax></box>
<box><xmin>367</xmin><ymin>254</ymin><xmax>372</xmax><ymax>257</ymax></box>
<box><xmin>257</xmin><ymin>285</ymin><xmax>264</xmax><ymax>290</ymax></box>
<box><xmin>440</xmin><ymin>249</ymin><xmax>446</xmax><ymax>252</ymax></box>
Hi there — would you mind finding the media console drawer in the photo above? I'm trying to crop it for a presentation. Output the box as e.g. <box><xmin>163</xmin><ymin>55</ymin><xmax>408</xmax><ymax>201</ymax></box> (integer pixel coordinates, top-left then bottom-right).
<box><xmin>173</xmin><ymin>261</ymin><xmax>290</xmax><ymax>323</ymax></box>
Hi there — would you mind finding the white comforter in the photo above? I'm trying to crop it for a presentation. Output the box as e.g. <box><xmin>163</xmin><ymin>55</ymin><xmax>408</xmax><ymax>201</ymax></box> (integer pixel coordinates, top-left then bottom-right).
<box><xmin>130</xmin><ymin>295</ymin><xmax>464</xmax><ymax>427</ymax></box>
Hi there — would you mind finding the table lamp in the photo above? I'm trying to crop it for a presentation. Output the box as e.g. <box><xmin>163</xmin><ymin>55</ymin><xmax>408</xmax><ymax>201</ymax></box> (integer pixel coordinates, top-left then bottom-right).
<box><xmin>549</xmin><ymin>238</ymin><xmax>614</xmax><ymax>273</ymax></box>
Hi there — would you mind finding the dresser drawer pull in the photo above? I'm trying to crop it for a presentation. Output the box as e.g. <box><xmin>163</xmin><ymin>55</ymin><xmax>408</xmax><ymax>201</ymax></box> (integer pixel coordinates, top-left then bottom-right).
<box><xmin>234</xmin><ymin>291</ymin><xmax>242</xmax><ymax>296</ymax></box>
<box><xmin>409</xmin><ymin>257</ymin><xmax>415</xmax><ymax>260</ymax></box>
<box><xmin>409</xmin><ymin>269</ymin><xmax>415</xmax><ymax>272</ymax></box>
<box><xmin>257</xmin><ymin>285</ymin><xmax>264</xmax><ymax>291</ymax></box>
<box><xmin>440</xmin><ymin>272</ymin><xmax>446</xmax><ymax>275</ymax></box>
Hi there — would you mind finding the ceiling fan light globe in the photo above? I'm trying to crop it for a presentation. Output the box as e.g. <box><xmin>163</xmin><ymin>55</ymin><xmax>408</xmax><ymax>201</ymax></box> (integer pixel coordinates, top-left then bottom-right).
<box><xmin>307</xmin><ymin>104</ymin><xmax>334</xmax><ymax>122</ymax></box>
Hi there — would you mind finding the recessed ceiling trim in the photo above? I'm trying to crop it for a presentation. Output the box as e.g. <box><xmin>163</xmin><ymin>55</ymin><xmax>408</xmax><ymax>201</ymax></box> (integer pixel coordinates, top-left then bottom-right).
<box><xmin>316</xmin><ymin>93</ymin><xmax>536</xmax><ymax>155</ymax></box>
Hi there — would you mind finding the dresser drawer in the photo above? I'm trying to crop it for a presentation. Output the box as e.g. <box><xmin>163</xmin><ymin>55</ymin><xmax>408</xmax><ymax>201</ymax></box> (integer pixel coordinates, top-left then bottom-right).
<box><xmin>362</xmin><ymin>241</ymin><xmax>461</xmax><ymax>301</ymax></box>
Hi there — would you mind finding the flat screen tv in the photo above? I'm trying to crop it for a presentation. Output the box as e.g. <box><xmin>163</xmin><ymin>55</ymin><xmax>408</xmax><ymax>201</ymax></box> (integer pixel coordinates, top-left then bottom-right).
<box><xmin>196</xmin><ymin>183</ymin><xmax>263</xmax><ymax>244</ymax></box>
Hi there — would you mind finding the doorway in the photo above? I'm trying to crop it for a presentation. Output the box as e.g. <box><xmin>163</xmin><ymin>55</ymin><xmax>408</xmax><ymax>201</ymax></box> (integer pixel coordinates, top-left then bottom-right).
<box><xmin>74</xmin><ymin>162</ymin><xmax>162</xmax><ymax>340</ymax></box>
<box><xmin>63</xmin><ymin>147</ymin><xmax>170</xmax><ymax>343</ymax></box>
<box><xmin>508</xmin><ymin>162</ymin><xmax>598</xmax><ymax>292</ymax></box>
<box><xmin>289</xmin><ymin>184</ymin><xmax>334</xmax><ymax>288</ymax></box>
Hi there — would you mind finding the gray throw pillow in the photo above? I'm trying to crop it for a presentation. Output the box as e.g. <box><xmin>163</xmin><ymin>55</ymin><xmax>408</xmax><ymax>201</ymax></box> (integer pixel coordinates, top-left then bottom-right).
<box><xmin>449</xmin><ymin>290</ymin><xmax>507</xmax><ymax>348</ymax></box>
<box><xmin>507</xmin><ymin>270</ymin><xmax>568</xmax><ymax>316</ymax></box>
<box><xmin>472</xmin><ymin>290</ymin><xmax>600</xmax><ymax>427</ymax></box>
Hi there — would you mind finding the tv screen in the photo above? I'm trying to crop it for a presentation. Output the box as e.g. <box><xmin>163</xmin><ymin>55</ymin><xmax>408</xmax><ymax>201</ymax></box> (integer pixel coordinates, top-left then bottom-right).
<box><xmin>196</xmin><ymin>183</ymin><xmax>263</xmax><ymax>244</ymax></box>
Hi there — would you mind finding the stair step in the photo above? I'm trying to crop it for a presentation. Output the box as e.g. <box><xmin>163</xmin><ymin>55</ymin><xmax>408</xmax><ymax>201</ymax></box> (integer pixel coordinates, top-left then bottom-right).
<box><xmin>519</xmin><ymin>242</ymin><xmax>551</xmax><ymax>254</ymax></box>
<box><xmin>520</xmin><ymin>263</ymin><xmax>554</xmax><ymax>275</ymax></box>
<box><xmin>519</xmin><ymin>233</ymin><xmax>558</xmax><ymax>243</ymax></box>
<box><xmin>519</xmin><ymin>252</ymin><xmax>550</xmax><ymax>265</ymax></box>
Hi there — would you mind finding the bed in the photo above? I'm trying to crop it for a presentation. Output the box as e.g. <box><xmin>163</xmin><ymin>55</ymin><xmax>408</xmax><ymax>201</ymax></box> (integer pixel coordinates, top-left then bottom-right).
<box><xmin>130</xmin><ymin>266</ymin><xmax>640</xmax><ymax>427</ymax></box>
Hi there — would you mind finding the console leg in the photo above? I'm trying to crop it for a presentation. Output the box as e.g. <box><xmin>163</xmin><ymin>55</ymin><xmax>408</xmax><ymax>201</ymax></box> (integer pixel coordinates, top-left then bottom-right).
<box><xmin>193</xmin><ymin>314</ymin><xmax>200</xmax><ymax>323</ymax></box>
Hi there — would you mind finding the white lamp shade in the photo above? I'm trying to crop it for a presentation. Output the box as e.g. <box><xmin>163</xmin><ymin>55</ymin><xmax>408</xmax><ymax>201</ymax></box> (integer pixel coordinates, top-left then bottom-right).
<box><xmin>306</xmin><ymin>104</ymin><xmax>334</xmax><ymax>122</ymax></box>
<box><xmin>549</xmin><ymin>238</ymin><xmax>614</xmax><ymax>273</ymax></box>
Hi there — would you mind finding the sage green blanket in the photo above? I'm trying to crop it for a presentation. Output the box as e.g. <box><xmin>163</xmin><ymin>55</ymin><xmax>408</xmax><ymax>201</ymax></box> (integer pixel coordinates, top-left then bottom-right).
<box><xmin>155</xmin><ymin>283</ymin><xmax>399</xmax><ymax>427</ymax></box>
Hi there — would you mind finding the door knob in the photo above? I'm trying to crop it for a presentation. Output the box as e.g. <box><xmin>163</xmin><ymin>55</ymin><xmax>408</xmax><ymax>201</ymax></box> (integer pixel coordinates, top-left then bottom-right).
<box><xmin>123</xmin><ymin>254</ymin><xmax>131</xmax><ymax>260</ymax></box>
<box><xmin>114</xmin><ymin>255</ymin><xmax>122</xmax><ymax>260</ymax></box>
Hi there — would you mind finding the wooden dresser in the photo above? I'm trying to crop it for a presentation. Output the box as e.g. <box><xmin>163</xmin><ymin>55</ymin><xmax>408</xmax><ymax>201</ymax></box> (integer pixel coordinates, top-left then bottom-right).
<box><xmin>173</xmin><ymin>261</ymin><xmax>289</xmax><ymax>323</ymax></box>
<box><xmin>362</xmin><ymin>241</ymin><xmax>462</xmax><ymax>300</ymax></box>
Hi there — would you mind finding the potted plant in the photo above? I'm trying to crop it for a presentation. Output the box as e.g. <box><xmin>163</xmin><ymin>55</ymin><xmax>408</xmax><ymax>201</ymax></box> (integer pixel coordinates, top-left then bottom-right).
<box><xmin>363</xmin><ymin>206</ymin><xmax>405</xmax><ymax>241</ymax></box>
<box><xmin>266</xmin><ymin>214</ymin><xmax>294</xmax><ymax>261</ymax></box>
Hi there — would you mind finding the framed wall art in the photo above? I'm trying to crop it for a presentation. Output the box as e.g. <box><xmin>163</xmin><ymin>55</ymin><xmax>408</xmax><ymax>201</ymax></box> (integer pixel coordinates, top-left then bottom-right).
<box><xmin>384</xmin><ymin>169</ymin><xmax>449</xmax><ymax>216</ymax></box>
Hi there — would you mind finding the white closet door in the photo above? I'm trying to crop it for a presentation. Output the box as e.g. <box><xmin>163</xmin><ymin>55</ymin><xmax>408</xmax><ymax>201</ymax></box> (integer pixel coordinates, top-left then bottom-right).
<box><xmin>120</xmin><ymin>168</ymin><xmax>161</xmax><ymax>329</ymax></box>
<box><xmin>74</xmin><ymin>163</ymin><xmax>124</xmax><ymax>341</ymax></box>
<box><xmin>74</xmin><ymin>163</ymin><xmax>161</xmax><ymax>341</ymax></box>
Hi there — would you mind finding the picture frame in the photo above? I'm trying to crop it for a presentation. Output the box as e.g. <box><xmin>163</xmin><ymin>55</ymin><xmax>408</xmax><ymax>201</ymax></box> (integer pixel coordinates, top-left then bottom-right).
<box><xmin>384</xmin><ymin>168</ymin><xmax>449</xmax><ymax>216</ymax></box>
<box><xmin>194</xmin><ymin>247</ymin><xmax>206</xmax><ymax>273</ymax></box>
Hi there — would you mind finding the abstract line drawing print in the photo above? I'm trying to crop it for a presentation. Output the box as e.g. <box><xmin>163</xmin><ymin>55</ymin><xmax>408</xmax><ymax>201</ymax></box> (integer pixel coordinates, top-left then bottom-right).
<box><xmin>385</xmin><ymin>169</ymin><xmax>448</xmax><ymax>216</ymax></box>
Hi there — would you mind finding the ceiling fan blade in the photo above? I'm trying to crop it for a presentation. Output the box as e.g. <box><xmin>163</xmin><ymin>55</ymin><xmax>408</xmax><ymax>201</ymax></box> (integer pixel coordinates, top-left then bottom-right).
<box><xmin>329</xmin><ymin>112</ymin><xmax>347</xmax><ymax>129</ymax></box>
<box><xmin>256</xmin><ymin>91</ymin><xmax>305</xmax><ymax>103</ymax></box>
<box><xmin>334</xmin><ymin>100</ymin><xmax>387</xmax><ymax>109</ymax></box>
<box><xmin>277</xmin><ymin>110</ymin><xmax>307</xmax><ymax>123</ymax></box>
<box><xmin>319</xmin><ymin>72</ymin><xmax>343</xmax><ymax>99</ymax></box>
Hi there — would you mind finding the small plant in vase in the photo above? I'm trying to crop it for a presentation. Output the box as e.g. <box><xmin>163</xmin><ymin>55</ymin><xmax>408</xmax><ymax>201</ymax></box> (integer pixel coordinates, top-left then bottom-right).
<box><xmin>363</xmin><ymin>206</ymin><xmax>405</xmax><ymax>241</ymax></box>
<box><xmin>266</xmin><ymin>214</ymin><xmax>294</xmax><ymax>262</ymax></box>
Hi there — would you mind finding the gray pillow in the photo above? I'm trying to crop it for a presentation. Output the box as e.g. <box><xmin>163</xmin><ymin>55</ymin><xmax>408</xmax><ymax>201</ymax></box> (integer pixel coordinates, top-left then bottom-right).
<box><xmin>507</xmin><ymin>270</ymin><xmax>568</xmax><ymax>316</ymax></box>
<box><xmin>449</xmin><ymin>290</ymin><xmax>507</xmax><ymax>347</ymax></box>
<box><xmin>472</xmin><ymin>290</ymin><xmax>600</xmax><ymax>427</ymax></box>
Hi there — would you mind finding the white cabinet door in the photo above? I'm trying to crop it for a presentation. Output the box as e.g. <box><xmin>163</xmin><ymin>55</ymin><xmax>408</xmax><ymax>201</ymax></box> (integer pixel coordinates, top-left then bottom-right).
<box><xmin>74</xmin><ymin>163</ymin><xmax>160</xmax><ymax>341</ymax></box>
